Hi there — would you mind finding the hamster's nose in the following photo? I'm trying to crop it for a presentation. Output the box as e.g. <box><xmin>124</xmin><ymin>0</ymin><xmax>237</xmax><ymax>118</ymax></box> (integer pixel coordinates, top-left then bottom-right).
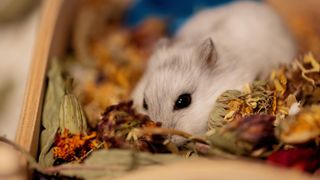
<box><xmin>152</xmin><ymin>119</ymin><xmax>173</xmax><ymax>129</ymax></box>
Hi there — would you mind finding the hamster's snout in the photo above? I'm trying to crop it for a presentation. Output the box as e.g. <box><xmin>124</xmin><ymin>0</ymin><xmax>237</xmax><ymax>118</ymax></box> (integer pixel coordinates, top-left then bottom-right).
<box><xmin>148</xmin><ymin>114</ymin><xmax>175</xmax><ymax>130</ymax></box>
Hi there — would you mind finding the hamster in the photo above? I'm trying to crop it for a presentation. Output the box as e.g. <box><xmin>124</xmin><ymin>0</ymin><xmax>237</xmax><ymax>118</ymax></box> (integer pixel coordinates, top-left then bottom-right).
<box><xmin>131</xmin><ymin>1</ymin><xmax>296</xmax><ymax>143</ymax></box>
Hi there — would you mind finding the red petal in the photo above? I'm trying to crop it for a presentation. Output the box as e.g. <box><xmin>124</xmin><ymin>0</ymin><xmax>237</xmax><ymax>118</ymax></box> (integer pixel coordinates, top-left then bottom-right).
<box><xmin>267</xmin><ymin>148</ymin><xmax>320</xmax><ymax>173</ymax></box>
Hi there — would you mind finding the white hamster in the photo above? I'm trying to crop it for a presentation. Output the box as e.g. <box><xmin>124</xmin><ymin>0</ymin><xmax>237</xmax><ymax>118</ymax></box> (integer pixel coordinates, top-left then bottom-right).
<box><xmin>131</xmin><ymin>1</ymin><xmax>296</xmax><ymax>142</ymax></box>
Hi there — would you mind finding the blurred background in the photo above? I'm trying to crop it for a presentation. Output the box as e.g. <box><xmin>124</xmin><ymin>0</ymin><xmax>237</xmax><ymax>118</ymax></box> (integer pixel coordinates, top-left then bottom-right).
<box><xmin>0</xmin><ymin>0</ymin><xmax>40</xmax><ymax>140</ymax></box>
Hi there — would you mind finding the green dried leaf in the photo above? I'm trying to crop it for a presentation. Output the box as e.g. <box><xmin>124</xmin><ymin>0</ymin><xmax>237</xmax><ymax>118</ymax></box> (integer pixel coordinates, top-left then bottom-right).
<box><xmin>39</xmin><ymin>59</ymin><xmax>66</xmax><ymax>167</ymax></box>
<box><xmin>206</xmin><ymin>130</ymin><xmax>253</xmax><ymax>156</ymax></box>
<box><xmin>208</xmin><ymin>90</ymin><xmax>244</xmax><ymax>130</ymax></box>
<box><xmin>59</xmin><ymin>149</ymin><xmax>182</xmax><ymax>179</ymax></box>
<box><xmin>59</xmin><ymin>94</ymin><xmax>88</xmax><ymax>134</ymax></box>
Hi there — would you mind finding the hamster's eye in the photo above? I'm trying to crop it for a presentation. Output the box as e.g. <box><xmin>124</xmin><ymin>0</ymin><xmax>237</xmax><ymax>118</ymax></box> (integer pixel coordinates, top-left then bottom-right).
<box><xmin>174</xmin><ymin>93</ymin><xmax>192</xmax><ymax>110</ymax></box>
<box><xmin>143</xmin><ymin>98</ymin><xmax>148</xmax><ymax>110</ymax></box>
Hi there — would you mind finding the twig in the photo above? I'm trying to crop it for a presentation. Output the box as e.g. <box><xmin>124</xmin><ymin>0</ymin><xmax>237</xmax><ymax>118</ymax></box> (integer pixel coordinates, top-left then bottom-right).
<box><xmin>77</xmin><ymin>142</ymin><xmax>105</xmax><ymax>162</ymax></box>
<box><xmin>137</xmin><ymin>127</ymin><xmax>208</xmax><ymax>144</ymax></box>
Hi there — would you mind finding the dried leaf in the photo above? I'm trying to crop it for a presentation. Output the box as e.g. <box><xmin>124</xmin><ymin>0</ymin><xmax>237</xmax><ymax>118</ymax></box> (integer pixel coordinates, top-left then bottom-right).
<box><xmin>59</xmin><ymin>149</ymin><xmax>182</xmax><ymax>179</ymax></box>
<box><xmin>206</xmin><ymin>129</ymin><xmax>253</xmax><ymax>156</ymax></box>
<box><xmin>206</xmin><ymin>115</ymin><xmax>276</xmax><ymax>156</ymax></box>
<box><xmin>59</xmin><ymin>94</ymin><xmax>88</xmax><ymax>134</ymax></box>
<box><xmin>39</xmin><ymin>59</ymin><xmax>66</xmax><ymax>167</ymax></box>
<box><xmin>295</xmin><ymin>53</ymin><xmax>320</xmax><ymax>86</ymax></box>
<box><xmin>284</xmin><ymin>54</ymin><xmax>320</xmax><ymax>106</ymax></box>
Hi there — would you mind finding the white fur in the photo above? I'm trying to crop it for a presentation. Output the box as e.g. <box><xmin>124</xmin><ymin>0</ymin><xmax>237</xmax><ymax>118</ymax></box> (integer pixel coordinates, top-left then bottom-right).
<box><xmin>131</xmin><ymin>1</ymin><xmax>296</xmax><ymax>142</ymax></box>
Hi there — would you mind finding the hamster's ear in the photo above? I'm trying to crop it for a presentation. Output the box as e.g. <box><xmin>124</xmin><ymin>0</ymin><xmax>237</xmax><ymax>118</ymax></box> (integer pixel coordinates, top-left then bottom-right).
<box><xmin>195</xmin><ymin>38</ymin><xmax>218</xmax><ymax>67</ymax></box>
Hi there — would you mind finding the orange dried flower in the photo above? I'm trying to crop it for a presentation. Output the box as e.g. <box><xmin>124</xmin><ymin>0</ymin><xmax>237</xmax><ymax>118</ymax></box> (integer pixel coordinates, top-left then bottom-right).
<box><xmin>53</xmin><ymin>129</ymin><xmax>100</xmax><ymax>163</ymax></box>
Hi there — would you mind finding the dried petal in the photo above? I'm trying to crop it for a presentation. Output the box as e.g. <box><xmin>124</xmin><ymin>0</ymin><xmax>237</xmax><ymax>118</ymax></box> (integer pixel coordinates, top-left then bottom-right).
<box><xmin>267</xmin><ymin>148</ymin><xmax>320</xmax><ymax>173</ymax></box>
<box><xmin>59</xmin><ymin>94</ymin><xmax>88</xmax><ymax>134</ymax></box>
<box><xmin>226</xmin><ymin>115</ymin><xmax>276</xmax><ymax>145</ymax></box>
<box><xmin>277</xmin><ymin>105</ymin><xmax>320</xmax><ymax>144</ymax></box>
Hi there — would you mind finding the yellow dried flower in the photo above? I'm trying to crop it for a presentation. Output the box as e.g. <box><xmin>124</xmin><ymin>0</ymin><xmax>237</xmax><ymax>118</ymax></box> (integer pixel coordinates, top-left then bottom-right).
<box><xmin>278</xmin><ymin>105</ymin><xmax>320</xmax><ymax>144</ymax></box>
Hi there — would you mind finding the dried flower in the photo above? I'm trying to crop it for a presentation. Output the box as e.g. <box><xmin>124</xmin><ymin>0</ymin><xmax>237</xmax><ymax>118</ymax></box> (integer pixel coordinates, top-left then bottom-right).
<box><xmin>209</xmin><ymin>82</ymin><xmax>274</xmax><ymax>130</ymax></box>
<box><xmin>97</xmin><ymin>101</ymin><xmax>165</xmax><ymax>152</ymax></box>
<box><xmin>206</xmin><ymin>115</ymin><xmax>276</xmax><ymax>156</ymax></box>
<box><xmin>225</xmin><ymin>115</ymin><xmax>276</xmax><ymax>145</ymax></box>
<box><xmin>281</xmin><ymin>53</ymin><xmax>320</xmax><ymax>106</ymax></box>
<box><xmin>53</xmin><ymin>129</ymin><xmax>100</xmax><ymax>163</ymax></box>
<box><xmin>277</xmin><ymin>105</ymin><xmax>320</xmax><ymax>144</ymax></box>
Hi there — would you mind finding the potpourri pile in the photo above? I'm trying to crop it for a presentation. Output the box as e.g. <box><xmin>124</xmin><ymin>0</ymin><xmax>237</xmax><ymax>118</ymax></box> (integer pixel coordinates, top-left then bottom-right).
<box><xmin>44</xmin><ymin>1</ymin><xmax>320</xmax><ymax>177</ymax></box>
<box><xmin>45</xmin><ymin>53</ymin><xmax>320</xmax><ymax>179</ymax></box>
<box><xmin>3</xmin><ymin>1</ymin><xmax>319</xmax><ymax>179</ymax></box>
<box><xmin>207</xmin><ymin>53</ymin><xmax>320</xmax><ymax>173</ymax></box>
